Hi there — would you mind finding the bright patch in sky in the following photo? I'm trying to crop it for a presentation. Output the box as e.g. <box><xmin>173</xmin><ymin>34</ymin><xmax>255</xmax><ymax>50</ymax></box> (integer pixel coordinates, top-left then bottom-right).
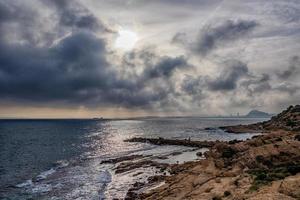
<box><xmin>114</xmin><ymin>29</ymin><xmax>138</xmax><ymax>51</ymax></box>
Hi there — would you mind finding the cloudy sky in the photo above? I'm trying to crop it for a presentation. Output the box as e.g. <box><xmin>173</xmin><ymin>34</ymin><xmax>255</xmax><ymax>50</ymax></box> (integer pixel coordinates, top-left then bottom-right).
<box><xmin>0</xmin><ymin>0</ymin><xmax>299</xmax><ymax>118</ymax></box>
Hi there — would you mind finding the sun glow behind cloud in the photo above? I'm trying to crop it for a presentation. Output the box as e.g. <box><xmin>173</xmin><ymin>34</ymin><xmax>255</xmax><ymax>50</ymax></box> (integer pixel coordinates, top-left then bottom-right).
<box><xmin>114</xmin><ymin>28</ymin><xmax>139</xmax><ymax>51</ymax></box>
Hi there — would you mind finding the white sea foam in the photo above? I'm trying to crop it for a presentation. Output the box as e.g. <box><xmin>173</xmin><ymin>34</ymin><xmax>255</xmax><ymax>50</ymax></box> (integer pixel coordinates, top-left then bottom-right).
<box><xmin>98</xmin><ymin>169</ymin><xmax>112</xmax><ymax>184</ymax></box>
<box><xmin>56</xmin><ymin>160</ymin><xmax>69</xmax><ymax>168</ymax></box>
<box><xmin>32</xmin><ymin>183</ymin><xmax>52</xmax><ymax>193</ymax></box>
<box><xmin>98</xmin><ymin>169</ymin><xmax>112</xmax><ymax>200</ymax></box>
<box><xmin>36</xmin><ymin>168</ymin><xmax>56</xmax><ymax>181</ymax></box>
<box><xmin>15</xmin><ymin>179</ymin><xmax>33</xmax><ymax>188</ymax></box>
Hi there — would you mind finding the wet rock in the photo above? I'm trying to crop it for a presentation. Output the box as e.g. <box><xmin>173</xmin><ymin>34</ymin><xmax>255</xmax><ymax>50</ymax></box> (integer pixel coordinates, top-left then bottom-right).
<box><xmin>171</xmin><ymin>152</ymin><xmax>182</xmax><ymax>156</ymax></box>
<box><xmin>228</xmin><ymin>139</ymin><xmax>242</xmax><ymax>144</ymax></box>
<box><xmin>125</xmin><ymin>137</ymin><xmax>215</xmax><ymax>148</ymax></box>
<box><xmin>115</xmin><ymin>160</ymin><xmax>154</xmax><ymax>174</ymax></box>
<box><xmin>115</xmin><ymin>160</ymin><xmax>169</xmax><ymax>174</ymax></box>
<box><xmin>155</xmin><ymin>156</ymin><xmax>168</xmax><ymax>160</ymax></box>
<box><xmin>125</xmin><ymin>189</ymin><xmax>138</xmax><ymax>200</ymax></box>
<box><xmin>100</xmin><ymin>155</ymin><xmax>145</xmax><ymax>164</ymax></box>
<box><xmin>196</xmin><ymin>152</ymin><xmax>203</xmax><ymax>157</ymax></box>
<box><xmin>132</xmin><ymin>172</ymin><xmax>143</xmax><ymax>177</ymax></box>
<box><xmin>223</xmin><ymin>190</ymin><xmax>231</xmax><ymax>197</ymax></box>
<box><xmin>133</xmin><ymin>181</ymin><xmax>145</xmax><ymax>189</ymax></box>
<box><xmin>220</xmin><ymin>124</ymin><xmax>263</xmax><ymax>134</ymax></box>
<box><xmin>295</xmin><ymin>134</ymin><xmax>300</xmax><ymax>141</ymax></box>
<box><xmin>204</xmin><ymin>127</ymin><xmax>217</xmax><ymax>131</ymax></box>
<box><xmin>147</xmin><ymin>175</ymin><xmax>166</xmax><ymax>184</ymax></box>
<box><xmin>125</xmin><ymin>181</ymin><xmax>146</xmax><ymax>200</ymax></box>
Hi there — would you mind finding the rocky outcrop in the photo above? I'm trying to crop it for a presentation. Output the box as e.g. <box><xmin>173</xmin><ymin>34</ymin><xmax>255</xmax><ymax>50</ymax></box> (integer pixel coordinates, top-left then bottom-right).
<box><xmin>125</xmin><ymin>137</ymin><xmax>215</xmax><ymax>148</ymax></box>
<box><xmin>100</xmin><ymin>154</ymin><xmax>146</xmax><ymax>164</ymax></box>
<box><xmin>278</xmin><ymin>174</ymin><xmax>300</xmax><ymax>199</ymax></box>
<box><xmin>138</xmin><ymin>130</ymin><xmax>300</xmax><ymax>199</ymax></box>
<box><xmin>263</xmin><ymin>105</ymin><xmax>300</xmax><ymax>131</ymax></box>
<box><xmin>221</xmin><ymin>105</ymin><xmax>300</xmax><ymax>133</ymax></box>
<box><xmin>115</xmin><ymin>160</ymin><xmax>168</xmax><ymax>174</ymax></box>
<box><xmin>134</xmin><ymin>105</ymin><xmax>300</xmax><ymax>200</ymax></box>
<box><xmin>219</xmin><ymin>124</ymin><xmax>264</xmax><ymax>133</ymax></box>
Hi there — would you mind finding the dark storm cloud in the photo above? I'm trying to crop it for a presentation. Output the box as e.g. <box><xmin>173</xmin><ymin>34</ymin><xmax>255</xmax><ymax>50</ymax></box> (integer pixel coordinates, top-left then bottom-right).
<box><xmin>181</xmin><ymin>60</ymin><xmax>249</xmax><ymax>95</ymax></box>
<box><xmin>116</xmin><ymin>51</ymin><xmax>190</xmax><ymax>108</ymax></box>
<box><xmin>44</xmin><ymin>0</ymin><xmax>111</xmax><ymax>32</ymax></box>
<box><xmin>0</xmin><ymin>1</ymin><xmax>33</xmax><ymax>23</ymax></box>
<box><xmin>120</xmin><ymin>49</ymin><xmax>190</xmax><ymax>82</ymax></box>
<box><xmin>0</xmin><ymin>30</ymin><xmax>190</xmax><ymax>108</ymax></box>
<box><xmin>0</xmin><ymin>0</ymin><xmax>191</xmax><ymax>109</ymax></box>
<box><xmin>103</xmin><ymin>52</ymin><xmax>189</xmax><ymax>107</ymax></box>
<box><xmin>181</xmin><ymin>75</ymin><xmax>206</xmax><ymax>104</ymax></box>
<box><xmin>0</xmin><ymin>32</ymin><xmax>109</xmax><ymax>101</ymax></box>
<box><xmin>240</xmin><ymin>73</ymin><xmax>272</xmax><ymax>95</ymax></box>
<box><xmin>181</xmin><ymin>75</ymin><xmax>203</xmax><ymax>95</ymax></box>
<box><xmin>0</xmin><ymin>1</ymin><xmax>14</xmax><ymax>22</ymax></box>
<box><xmin>171</xmin><ymin>32</ymin><xmax>188</xmax><ymax>46</ymax></box>
<box><xmin>142</xmin><ymin>56</ymin><xmax>188</xmax><ymax>79</ymax></box>
<box><xmin>0</xmin><ymin>1</ymin><xmax>43</xmax><ymax>45</ymax></box>
<box><xmin>193</xmin><ymin>20</ymin><xmax>258</xmax><ymax>55</ymax></box>
<box><xmin>208</xmin><ymin>60</ymin><xmax>249</xmax><ymax>91</ymax></box>
<box><xmin>276</xmin><ymin>56</ymin><xmax>300</xmax><ymax>79</ymax></box>
<box><xmin>271</xmin><ymin>1</ymin><xmax>300</xmax><ymax>23</ymax></box>
<box><xmin>274</xmin><ymin>83</ymin><xmax>300</xmax><ymax>95</ymax></box>
<box><xmin>100</xmin><ymin>0</ymin><xmax>222</xmax><ymax>9</ymax></box>
<box><xmin>153</xmin><ymin>0</ymin><xmax>221</xmax><ymax>5</ymax></box>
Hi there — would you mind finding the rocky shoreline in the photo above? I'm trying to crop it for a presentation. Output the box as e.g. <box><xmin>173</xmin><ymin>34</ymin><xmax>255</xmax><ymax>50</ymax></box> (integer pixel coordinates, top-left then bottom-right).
<box><xmin>125</xmin><ymin>137</ymin><xmax>216</xmax><ymax>148</ymax></box>
<box><xmin>220</xmin><ymin>105</ymin><xmax>300</xmax><ymax>134</ymax></box>
<box><xmin>123</xmin><ymin>105</ymin><xmax>300</xmax><ymax>200</ymax></box>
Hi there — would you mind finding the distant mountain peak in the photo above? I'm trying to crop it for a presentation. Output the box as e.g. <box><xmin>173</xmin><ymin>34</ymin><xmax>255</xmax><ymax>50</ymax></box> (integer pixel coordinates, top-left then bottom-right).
<box><xmin>246</xmin><ymin>109</ymin><xmax>271</xmax><ymax>118</ymax></box>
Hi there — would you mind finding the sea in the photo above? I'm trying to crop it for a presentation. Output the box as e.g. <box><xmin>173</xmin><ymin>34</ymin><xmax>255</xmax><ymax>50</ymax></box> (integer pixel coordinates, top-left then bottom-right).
<box><xmin>0</xmin><ymin>117</ymin><xmax>268</xmax><ymax>200</ymax></box>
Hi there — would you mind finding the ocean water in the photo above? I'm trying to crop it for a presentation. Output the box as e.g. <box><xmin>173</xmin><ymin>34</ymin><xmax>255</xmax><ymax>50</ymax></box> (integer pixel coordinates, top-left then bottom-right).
<box><xmin>0</xmin><ymin>117</ymin><xmax>268</xmax><ymax>199</ymax></box>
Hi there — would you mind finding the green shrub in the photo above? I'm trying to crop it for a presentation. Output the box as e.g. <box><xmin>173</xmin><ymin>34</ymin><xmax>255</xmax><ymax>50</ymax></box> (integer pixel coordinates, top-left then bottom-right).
<box><xmin>224</xmin><ymin>191</ymin><xmax>231</xmax><ymax>197</ymax></box>
<box><xmin>255</xmin><ymin>172</ymin><xmax>267</xmax><ymax>181</ymax></box>
<box><xmin>221</xmin><ymin>147</ymin><xmax>236</xmax><ymax>158</ymax></box>
<box><xmin>286</xmin><ymin>119</ymin><xmax>296</xmax><ymax>127</ymax></box>
<box><xmin>287</xmin><ymin>165</ymin><xmax>300</xmax><ymax>175</ymax></box>
<box><xmin>249</xmin><ymin>184</ymin><xmax>259</xmax><ymax>191</ymax></box>
<box><xmin>255</xmin><ymin>155</ymin><xmax>264</xmax><ymax>162</ymax></box>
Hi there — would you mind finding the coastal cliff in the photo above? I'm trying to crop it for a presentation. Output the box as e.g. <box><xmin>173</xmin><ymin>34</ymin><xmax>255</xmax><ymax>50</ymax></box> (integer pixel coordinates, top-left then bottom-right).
<box><xmin>126</xmin><ymin>105</ymin><xmax>300</xmax><ymax>200</ymax></box>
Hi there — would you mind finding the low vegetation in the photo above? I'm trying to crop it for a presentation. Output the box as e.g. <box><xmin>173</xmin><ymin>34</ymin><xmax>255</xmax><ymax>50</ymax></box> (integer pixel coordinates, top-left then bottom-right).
<box><xmin>248</xmin><ymin>163</ymin><xmax>300</xmax><ymax>191</ymax></box>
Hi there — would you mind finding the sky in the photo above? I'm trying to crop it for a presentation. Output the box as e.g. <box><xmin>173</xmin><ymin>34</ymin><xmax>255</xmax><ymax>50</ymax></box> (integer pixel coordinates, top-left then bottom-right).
<box><xmin>0</xmin><ymin>0</ymin><xmax>299</xmax><ymax>118</ymax></box>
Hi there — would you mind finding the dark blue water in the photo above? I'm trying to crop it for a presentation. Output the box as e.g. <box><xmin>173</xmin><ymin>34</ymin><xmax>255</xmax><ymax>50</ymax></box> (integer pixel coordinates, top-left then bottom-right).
<box><xmin>0</xmin><ymin>120</ymin><xmax>104</xmax><ymax>188</ymax></box>
<box><xmin>0</xmin><ymin>117</ymin><xmax>267</xmax><ymax>199</ymax></box>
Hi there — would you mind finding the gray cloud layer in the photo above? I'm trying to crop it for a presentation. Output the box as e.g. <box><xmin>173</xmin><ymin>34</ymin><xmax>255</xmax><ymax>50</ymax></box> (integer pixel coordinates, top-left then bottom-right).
<box><xmin>195</xmin><ymin>20</ymin><xmax>258</xmax><ymax>55</ymax></box>
<box><xmin>0</xmin><ymin>31</ymin><xmax>188</xmax><ymax>108</ymax></box>
<box><xmin>0</xmin><ymin>0</ymin><xmax>299</xmax><ymax>115</ymax></box>
<box><xmin>0</xmin><ymin>0</ymin><xmax>190</xmax><ymax>109</ymax></box>
<box><xmin>44</xmin><ymin>0</ymin><xmax>107</xmax><ymax>32</ymax></box>
<box><xmin>276</xmin><ymin>56</ymin><xmax>300</xmax><ymax>79</ymax></box>
<box><xmin>181</xmin><ymin>60</ymin><xmax>249</xmax><ymax>93</ymax></box>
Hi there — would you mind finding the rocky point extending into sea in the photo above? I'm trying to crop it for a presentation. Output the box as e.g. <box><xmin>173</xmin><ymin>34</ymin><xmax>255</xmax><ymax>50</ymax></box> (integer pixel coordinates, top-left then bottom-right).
<box><xmin>123</xmin><ymin>105</ymin><xmax>300</xmax><ymax>200</ymax></box>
